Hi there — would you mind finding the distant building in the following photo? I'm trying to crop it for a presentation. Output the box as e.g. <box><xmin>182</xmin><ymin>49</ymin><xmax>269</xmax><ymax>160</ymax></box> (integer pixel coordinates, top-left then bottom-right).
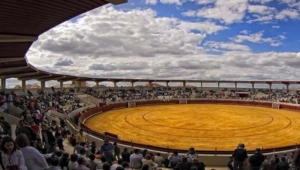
<box><xmin>72</xmin><ymin>81</ymin><xmax>87</xmax><ymax>88</ymax></box>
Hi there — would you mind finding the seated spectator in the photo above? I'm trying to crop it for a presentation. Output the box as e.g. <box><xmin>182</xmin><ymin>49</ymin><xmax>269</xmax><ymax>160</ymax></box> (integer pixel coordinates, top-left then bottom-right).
<box><xmin>69</xmin><ymin>153</ymin><xmax>79</xmax><ymax>170</ymax></box>
<box><xmin>190</xmin><ymin>158</ymin><xmax>205</xmax><ymax>170</ymax></box>
<box><xmin>154</xmin><ymin>153</ymin><xmax>163</xmax><ymax>167</ymax></box>
<box><xmin>0</xmin><ymin>136</ymin><xmax>27</xmax><ymax>170</ymax></box>
<box><xmin>60</xmin><ymin>153</ymin><xmax>70</xmax><ymax>170</ymax></box>
<box><xmin>142</xmin><ymin>154</ymin><xmax>156</xmax><ymax>170</ymax></box>
<box><xmin>15</xmin><ymin>133</ymin><xmax>48</xmax><ymax>170</ymax></box>
<box><xmin>77</xmin><ymin>157</ymin><xmax>89</xmax><ymax>170</ymax></box>
<box><xmin>48</xmin><ymin>157</ymin><xmax>62</xmax><ymax>170</ymax></box>
<box><xmin>111</xmin><ymin>159</ymin><xmax>123</xmax><ymax>170</ymax></box>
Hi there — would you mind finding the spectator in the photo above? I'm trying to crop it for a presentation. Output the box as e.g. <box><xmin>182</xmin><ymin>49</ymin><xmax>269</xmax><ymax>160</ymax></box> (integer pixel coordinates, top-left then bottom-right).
<box><xmin>0</xmin><ymin>117</ymin><xmax>12</xmax><ymax>136</ymax></box>
<box><xmin>111</xmin><ymin>159</ymin><xmax>123</xmax><ymax>170</ymax></box>
<box><xmin>249</xmin><ymin>148</ymin><xmax>265</xmax><ymax>170</ymax></box>
<box><xmin>77</xmin><ymin>157</ymin><xmax>89</xmax><ymax>170</ymax></box>
<box><xmin>154</xmin><ymin>153</ymin><xmax>164</xmax><ymax>167</ymax></box>
<box><xmin>15</xmin><ymin>133</ymin><xmax>48</xmax><ymax>170</ymax></box>
<box><xmin>232</xmin><ymin>143</ymin><xmax>248</xmax><ymax>170</ymax></box>
<box><xmin>87</xmin><ymin>154</ymin><xmax>98</xmax><ymax>170</ymax></box>
<box><xmin>101</xmin><ymin>139</ymin><xmax>114</xmax><ymax>164</ymax></box>
<box><xmin>190</xmin><ymin>158</ymin><xmax>206</xmax><ymax>170</ymax></box>
<box><xmin>113</xmin><ymin>142</ymin><xmax>121</xmax><ymax>160</ymax></box>
<box><xmin>167</xmin><ymin>151</ymin><xmax>181</xmax><ymax>168</ymax></box>
<box><xmin>0</xmin><ymin>136</ymin><xmax>27</xmax><ymax>170</ymax></box>
<box><xmin>48</xmin><ymin>157</ymin><xmax>62</xmax><ymax>170</ymax></box>
<box><xmin>121</xmin><ymin>148</ymin><xmax>130</xmax><ymax>163</ymax></box>
<box><xmin>142</xmin><ymin>154</ymin><xmax>156</xmax><ymax>170</ymax></box>
<box><xmin>41</xmin><ymin>124</ymin><xmax>56</xmax><ymax>149</ymax></box>
<box><xmin>15</xmin><ymin>120</ymin><xmax>37</xmax><ymax>142</ymax></box>
<box><xmin>68</xmin><ymin>154</ymin><xmax>79</xmax><ymax>170</ymax></box>
<box><xmin>130</xmin><ymin>149</ymin><xmax>143</xmax><ymax>169</ymax></box>
<box><xmin>60</xmin><ymin>153</ymin><xmax>70</xmax><ymax>170</ymax></box>
<box><xmin>186</xmin><ymin>147</ymin><xmax>198</xmax><ymax>162</ymax></box>
<box><xmin>276</xmin><ymin>157</ymin><xmax>289</xmax><ymax>170</ymax></box>
<box><xmin>76</xmin><ymin>129</ymin><xmax>87</xmax><ymax>146</ymax></box>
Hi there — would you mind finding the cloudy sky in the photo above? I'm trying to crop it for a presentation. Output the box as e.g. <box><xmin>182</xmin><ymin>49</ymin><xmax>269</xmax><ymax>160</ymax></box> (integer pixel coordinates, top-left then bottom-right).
<box><xmin>22</xmin><ymin>0</ymin><xmax>300</xmax><ymax>87</ymax></box>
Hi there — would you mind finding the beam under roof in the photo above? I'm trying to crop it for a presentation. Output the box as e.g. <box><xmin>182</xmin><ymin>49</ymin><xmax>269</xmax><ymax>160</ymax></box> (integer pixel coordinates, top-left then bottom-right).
<box><xmin>0</xmin><ymin>34</ymin><xmax>37</xmax><ymax>43</ymax></box>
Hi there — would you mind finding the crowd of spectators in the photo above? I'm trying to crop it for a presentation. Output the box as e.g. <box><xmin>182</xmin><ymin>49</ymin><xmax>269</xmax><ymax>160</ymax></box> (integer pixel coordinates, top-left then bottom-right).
<box><xmin>2</xmin><ymin>87</ymin><xmax>300</xmax><ymax>170</ymax></box>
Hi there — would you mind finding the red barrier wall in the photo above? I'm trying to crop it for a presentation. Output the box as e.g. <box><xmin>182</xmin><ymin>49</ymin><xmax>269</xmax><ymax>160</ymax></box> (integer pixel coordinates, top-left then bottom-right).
<box><xmin>78</xmin><ymin>100</ymin><xmax>299</xmax><ymax>154</ymax></box>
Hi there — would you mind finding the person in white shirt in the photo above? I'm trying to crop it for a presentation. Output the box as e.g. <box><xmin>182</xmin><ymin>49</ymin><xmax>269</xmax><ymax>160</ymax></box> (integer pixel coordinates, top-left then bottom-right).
<box><xmin>69</xmin><ymin>154</ymin><xmax>79</xmax><ymax>170</ymax></box>
<box><xmin>111</xmin><ymin>159</ymin><xmax>123</xmax><ymax>170</ymax></box>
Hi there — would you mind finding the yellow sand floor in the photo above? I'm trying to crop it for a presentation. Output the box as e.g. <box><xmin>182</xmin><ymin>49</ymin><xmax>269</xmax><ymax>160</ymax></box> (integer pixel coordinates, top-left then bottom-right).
<box><xmin>84</xmin><ymin>104</ymin><xmax>300</xmax><ymax>151</ymax></box>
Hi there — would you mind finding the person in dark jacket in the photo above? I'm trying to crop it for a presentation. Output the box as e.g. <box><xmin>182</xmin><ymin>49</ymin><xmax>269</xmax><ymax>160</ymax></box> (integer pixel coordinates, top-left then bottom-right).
<box><xmin>121</xmin><ymin>148</ymin><xmax>130</xmax><ymax>162</ymax></box>
<box><xmin>41</xmin><ymin>124</ymin><xmax>56</xmax><ymax>148</ymax></box>
<box><xmin>232</xmin><ymin>143</ymin><xmax>248</xmax><ymax>170</ymax></box>
<box><xmin>276</xmin><ymin>157</ymin><xmax>289</xmax><ymax>170</ymax></box>
<box><xmin>227</xmin><ymin>157</ymin><xmax>234</xmax><ymax>170</ymax></box>
<box><xmin>190</xmin><ymin>158</ymin><xmax>205</xmax><ymax>170</ymax></box>
<box><xmin>249</xmin><ymin>148</ymin><xmax>265</xmax><ymax>170</ymax></box>
<box><xmin>175</xmin><ymin>157</ymin><xmax>191</xmax><ymax>170</ymax></box>
<box><xmin>0</xmin><ymin>117</ymin><xmax>11</xmax><ymax>136</ymax></box>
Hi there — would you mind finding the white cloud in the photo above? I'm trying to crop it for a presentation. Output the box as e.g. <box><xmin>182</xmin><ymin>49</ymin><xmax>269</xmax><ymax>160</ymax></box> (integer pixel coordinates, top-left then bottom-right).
<box><xmin>275</xmin><ymin>9</ymin><xmax>299</xmax><ymax>20</ymax></box>
<box><xmin>204</xmin><ymin>41</ymin><xmax>251</xmax><ymax>51</ymax></box>
<box><xmin>231</xmin><ymin>31</ymin><xmax>286</xmax><ymax>46</ymax></box>
<box><xmin>25</xmin><ymin>6</ymin><xmax>300</xmax><ymax>82</ymax></box>
<box><xmin>181</xmin><ymin>10</ymin><xmax>197</xmax><ymax>17</ymax></box>
<box><xmin>146</xmin><ymin>0</ymin><xmax>158</xmax><ymax>5</ymax></box>
<box><xmin>272</xmin><ymin>25</ymin><xmax>281</xmax><ymax>29</ymax></box>
<box><xmin>247</xmin><ymin>5</ymin><xmax>276</xmax><ymax>15</ymax></box>
<box><xmin>249</xmin><ymin>0</ymin><xmax>272</xmax><ymax>4</ymax></box>
<box><xmin>195</xmin><ymin>0</ymin><xmax>248</xmax><ymax>24</ymax></box>
<box><xmin>160</xmin><ymin>0</ymin><xmax>182</xmax><ymax>5</ymax></box>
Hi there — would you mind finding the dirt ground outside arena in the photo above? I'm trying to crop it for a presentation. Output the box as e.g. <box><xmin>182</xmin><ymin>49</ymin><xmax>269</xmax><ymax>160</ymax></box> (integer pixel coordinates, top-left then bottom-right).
<box><xmin>84</xmin><ymin>104</ymin><xmax>300</xmax><ymax>151</ymax></box>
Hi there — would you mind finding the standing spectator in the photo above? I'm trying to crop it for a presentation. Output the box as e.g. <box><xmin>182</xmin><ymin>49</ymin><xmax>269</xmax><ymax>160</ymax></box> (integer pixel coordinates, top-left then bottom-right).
<box><xmin>41</xmin><ymin>124</ymin><xmax>56</xmax><ymax>149</ymax></box>
<box><xmin>15</xmin><ymin>133</ymin><xmax>48</xmax><ymax>170</ymax></box>
<box><xmin>55</xmin><ymin>127</ymin><xmax>64</xmax><ymax>151</ymax></box>
<box><xmin>249</xmin><ymin>148</ymin><xmax>265</xmax><ymax>170</ymax></box>
<box><xmin>0</xmin><ymin>136</ymin><xmax>27</xmax><ymax>170</ymax></box>
<box><xmin>76</xmin><ymin>129</ymin><xmax>87</xmax><ymax>146</ymax></box>
<box><xmin>130</xmin><ymin>149</ymin><xmax>143</xmax><ymax>169</ymax></box>
<box><xmin>113</xmin><ymin>142</ymin><xmax>121</xmax><ymax>160</ymax></box>
<box><xmin>232</xmin><ymin>144</ymin><xmax>248</xmax><ymax>170</ymax></box>
<box><xmin>101</xmin><ymin>139</ymin><xmax>114</xmax><ymax>164</ymax></box>
<box><xmin>121</xmin><ymin>148</ymin><xmax>130</xmax><ymax>163</ymax></box>
<box><xmin>0</xmin><ymin>117</ymin><xmax>12</xmax><ymax>136</ymax></box>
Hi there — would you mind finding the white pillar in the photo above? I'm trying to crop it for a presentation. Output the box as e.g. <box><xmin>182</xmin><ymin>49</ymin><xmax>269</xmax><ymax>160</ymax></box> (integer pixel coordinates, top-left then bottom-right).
<box><xmin>113</xmin><ymin>82</ymin><xmax>117</xmax><ymax>88</ymax></box>
<box><xmin>96</xmin><ymin>82</ymin><xmax>99</xmax><ymax>90</ymax></box>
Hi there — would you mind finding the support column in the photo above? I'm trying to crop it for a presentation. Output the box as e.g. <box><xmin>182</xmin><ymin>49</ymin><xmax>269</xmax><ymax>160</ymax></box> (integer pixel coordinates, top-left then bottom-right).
<box><xmin>22</xmin><ymin>80</ymin><xmax>26</xmax><ymax>93</ymax></box>
<box><xmin>60</xmin><ymin>81</ymin><xmax>63</xmax><ymax>90</ymax></box>
<box><xmin>267</xmin><ymin>83</ymin><xmax>272</xmax><ymax>92</ymax></box>
<box><xmin>183</xmin><ymin>81</ymin><xmax>186</xmax><ymax>88</ymax></box>
<box><xmin>234</xmin><ymin>82</ymin><xmax>237</xmax><ymax>89</ymax></box>
<box><xmin>96</xmin><ymin>82</ymin><xmax>99</xmax><ymax>90</ymax></box>
<box><xmin>1</xmin><ymin>78</ymin><xmax>6</xmax><ymax>91</ymax></box>
<box><xmin>251</xmin><ymin>82</ymin><xmax>255</xmax><ymax>89</ymax></box>
<box><xmin>201</xmin><ymin>82</ymin><xmax>203</xmax><ymax>88</ymax></box>
<box><xmin>113</xmin><ymin>81</ymin><xmax>117</xmax><ymax>88</ymax></box>
<box><xmin>131</xmin><ymin>81</ymin><xmax>134</xmax><ymax>87</ymax></box>
<box><xmin>166</xmin><ymin>81</ymin><xmax>169</xmax><ymax>87</ymax></box>
<box><xmin>40</xmin><ymin>81</ymin><xmax>45</xmax><ymax>90</ymax></box>
<box><xmin>218</xmin><ymin>82</ymin><xmax>220</xmax><ymax>88</ymax></box>
<box><xmin>78</xmin><ymin>81</ymin><xmax>82</xmax><ymax>88</ymax></box>
<box><xmin>286</xmin><ymin>83</ymin><xmax>290</xmax><ymax>92</ymax></box>
<box><xmin>148</xmin><ymin>81</ymin><xmax>153</xmax><ymax>87</ymax></box>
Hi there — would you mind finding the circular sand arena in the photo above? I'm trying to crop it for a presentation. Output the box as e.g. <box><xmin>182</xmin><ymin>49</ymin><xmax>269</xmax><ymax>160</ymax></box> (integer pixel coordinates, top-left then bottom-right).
<box><xmin>84</xmin><ymin>104</ymin><xmax>300</xmax><ymax>151</ymax></box>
